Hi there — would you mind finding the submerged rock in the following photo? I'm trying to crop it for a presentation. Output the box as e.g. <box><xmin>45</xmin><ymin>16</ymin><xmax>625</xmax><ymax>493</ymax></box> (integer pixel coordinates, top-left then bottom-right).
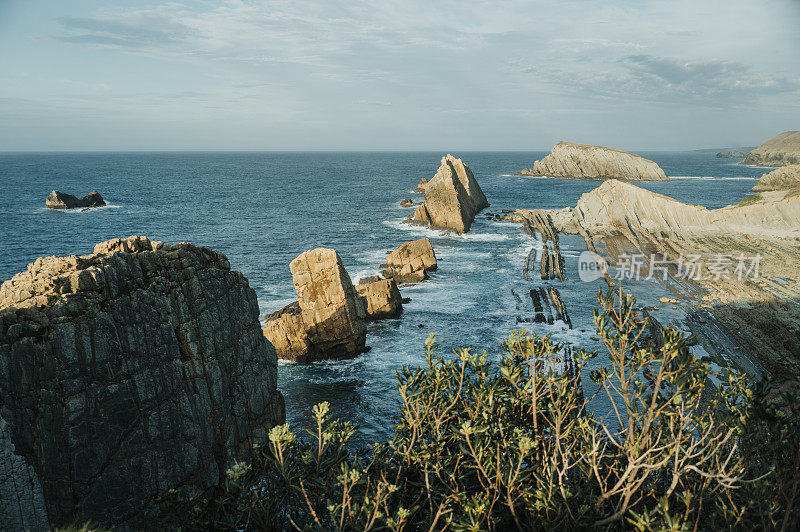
<box><xmin>410</xmin><ymin>154</ymin><xmax>489</xmax><ymax>233</ymax></box>
<box><xmin>742</xmin><ymin>131</ymin><xmax>800</xmax><ymax>166</ymax></box>
<box><xmin>263</xmin><ymin>248</ymin><xmax>367</xmax><ymax>362</ymax></box>
<box><xmin>356</xmin><ymin>278</ymin><xmax>403</xmax><ymax>320</ymax></box>
<box><xmin>751</xmin><ymin>163</ymin><xmax>800</xmax><ymax>191</ymax></box>
<box><xmin>381</xmin><ymin>238</ymin><xmax>438</xmax><ymax>283</ymax></box>
<box><xmin>45</xmin><ymin>190</ymin><xmax>106</xmax><ymax>209</ymax></box>
<box><xmin>0</xmin><ymin>236</ymin><xmax>284</xmax><ymax>528</ymax></box>
<box><xmin>516</xmin><ymin>142</ymin><xmax>668</xmax><ymax>181</ymax></box>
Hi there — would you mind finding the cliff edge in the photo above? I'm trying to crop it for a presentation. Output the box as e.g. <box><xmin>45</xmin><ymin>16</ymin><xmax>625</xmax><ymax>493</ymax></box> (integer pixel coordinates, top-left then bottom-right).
<box><xmin>741</xmin><ymin>131</ymin><xmax>800</xmax><ymax>167</ymax></box>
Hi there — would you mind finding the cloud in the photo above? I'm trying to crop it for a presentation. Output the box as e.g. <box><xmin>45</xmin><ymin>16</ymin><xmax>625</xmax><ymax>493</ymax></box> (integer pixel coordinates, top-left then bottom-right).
<box><xmin>622</xmin><ymin>55</ymin><xmax>800</xmax><ymax>100</ymax></box>
<box><xmin>510</xmin><ymin>54</ymin><xmax>800</xmax><ymax>108</ymax></box>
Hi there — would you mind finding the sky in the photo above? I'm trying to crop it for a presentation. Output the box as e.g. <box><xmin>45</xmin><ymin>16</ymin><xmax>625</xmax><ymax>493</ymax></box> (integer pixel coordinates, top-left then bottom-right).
<box><xmin>0</xmin><ymin>0</ymin><xmax>799</xmax><ymax>151</ymax></box>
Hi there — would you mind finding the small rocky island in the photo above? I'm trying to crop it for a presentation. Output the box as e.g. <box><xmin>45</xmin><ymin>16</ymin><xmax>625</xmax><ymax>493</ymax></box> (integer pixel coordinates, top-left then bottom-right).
<box><xmin>45</xmin><ymin>190</ymin><xmax>106</xmax><ymax>209</ymax></box>
<box><xmin>741</xmin><ymin>131</ymin><xmax>800</xmax><ymax>166</ymax></box>
<box><xmin>410</xmin><ymin>154</ymin><xmax>489</xmax><ymax>233</ymax></box>
<box><xmin>516</xmin><ymin>141</ymin><xmax>668</xmax><ymax>181</ymax></box>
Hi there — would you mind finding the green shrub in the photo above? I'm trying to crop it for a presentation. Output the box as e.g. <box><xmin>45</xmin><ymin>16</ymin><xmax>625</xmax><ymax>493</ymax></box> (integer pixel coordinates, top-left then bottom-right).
<box><xmin>158</xmin><ymin>288</ymin><xmax>800</xmax><ymax>530</ymax></box>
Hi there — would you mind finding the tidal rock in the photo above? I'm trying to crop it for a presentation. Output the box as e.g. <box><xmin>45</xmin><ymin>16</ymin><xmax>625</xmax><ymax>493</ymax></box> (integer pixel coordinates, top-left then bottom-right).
<box><xmin>45</xmin><ymin>190</ymin><xmax>106</xmax><ymax>209</ymax></box>
<box><xmin>356</xmin><ymin>278</ymin><xmax>403</xmax><ymax>320</ymax></box>
<box><xmin>381</xmin><ymin>238</ymin><xmax>438</xmax><ymax>283</ymax></box>
<box><xmin>410</xmin><ymin>155</ymin><xmax>489</xmax><ymax>233</ymax></box>
<box><xmin>742</xmin><ymin>131</ymin><xmax>800</xmax><ymax>166</ymax></box>
<box><xmin>517</xmin><ymin>142</ymin><xmax>668</xmax><ymax>181</ymax></box>
<box><xmin>400</xmin><ymin>198</ymin><xmax>414</xmax><ymax>207</ymax></box>
<box><xmin>263</xmin><ymin>248</ymin><xmax>367</xmax><ymax>362</ymax></box>
<box><xmin>0</xmin><ymin>236</ymin><xmax>284</xmax><ymax>528</ymax></box>
<box><xmin>751</xmin><ymin>163</ymin><xmax>800</xmax><ymax>191</ymax></box>
<box><xmin>415</xmin><ymin>177</ymin><xmax>428</xmax><ymax>192</ymax></box>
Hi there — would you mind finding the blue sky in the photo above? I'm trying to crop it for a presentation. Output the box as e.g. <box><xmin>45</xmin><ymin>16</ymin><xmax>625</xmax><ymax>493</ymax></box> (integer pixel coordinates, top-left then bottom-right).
<box><xmin>1</xmin><ymin>0</ymin><xmax>798</xmax><ymax>150</ymax></box>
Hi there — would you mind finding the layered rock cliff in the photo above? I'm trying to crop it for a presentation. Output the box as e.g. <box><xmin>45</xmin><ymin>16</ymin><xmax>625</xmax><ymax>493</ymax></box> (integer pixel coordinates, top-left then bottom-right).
<box><xmin>568</xmin><ymin>180</ymin><xmax>800</xmax><ymax>238</ymax></box>
<box><xmin>751</xmin><ymin>164</ymin><xmax>800</xmax><ymax>191</ymax></box>
<box><xmin>741</xmin><ymin>131</ymin><xmax>800</xmax><ymax>166</ymax></box>
<box><xmin>263</xmin><ymin>248</ymin><xmax>367</xmax><ymax>362</ymax></box>
<box><xmin>0</xmin><ymin>236</ymin><xmax>284</xmax><ymax>528</ymax></box>
<box><xmin>410</xmin><ymin>155</ymin><xmax>489</xmax><ymax>233</ymax></box>
<box><xmin>517</xmin><ymin>142</ymin><xmax>668</xmax><ymax>181</ymax></box>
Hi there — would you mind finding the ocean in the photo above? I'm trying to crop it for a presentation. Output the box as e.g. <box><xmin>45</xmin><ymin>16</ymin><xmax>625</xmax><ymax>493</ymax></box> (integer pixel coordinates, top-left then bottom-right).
<box><xmin>0</xmin><ymin>151</ymin><xmax>766</xmax><ymax>446</ymax></box>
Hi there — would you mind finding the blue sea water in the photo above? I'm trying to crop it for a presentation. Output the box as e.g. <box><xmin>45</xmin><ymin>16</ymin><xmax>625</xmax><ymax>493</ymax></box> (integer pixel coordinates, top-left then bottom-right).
<box><xmin>0</xmin><ymin>151</ymin><xmax>766</xmax><ymax>445</ymax></box>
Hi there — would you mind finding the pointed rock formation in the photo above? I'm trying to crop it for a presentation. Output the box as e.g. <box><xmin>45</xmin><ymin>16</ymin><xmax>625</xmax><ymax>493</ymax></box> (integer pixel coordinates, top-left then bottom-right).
<box><xmin>381</xmin><ymin>238</ymin><xmax>438</xmax><ymax>283</ymax></box>
<box><xmin>742</xmin><ymin>131</ymin><xmax>800</xmax><ymax>167</ymax></box>
<box><xmin>410</xmin><ymin>155</ymin><xmax>489</xmax><ymax>233</ymax></box>
<box><xmin>751</xmin><ymin>163</ymin><xmax>800</xmax><ymax>191</ymax></box>
<box><xmin>0</xmin><ymin>236</ymin><xmax>284</xmax><ymax>528</ymax></box>
<box><xmin>45</xmin><ymin>190</ymin><xmax>106</xmax><ymax>209</ymax></box>
<box><xmin>517</xmin><ymin>142</ymin><xmax>668</xmax><ymax>181</ymax></box>
<box><xmin>263</xmin><ymin>248</ymin><xmax>367</xmax><ymax>362</ymax></box>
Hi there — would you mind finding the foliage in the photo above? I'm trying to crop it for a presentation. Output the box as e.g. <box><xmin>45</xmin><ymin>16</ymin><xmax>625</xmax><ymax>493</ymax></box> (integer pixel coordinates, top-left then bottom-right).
<box><xmin>158</xmin><ymin>288</ymin><xmax>800</xmax><ymax>530</ymax></box>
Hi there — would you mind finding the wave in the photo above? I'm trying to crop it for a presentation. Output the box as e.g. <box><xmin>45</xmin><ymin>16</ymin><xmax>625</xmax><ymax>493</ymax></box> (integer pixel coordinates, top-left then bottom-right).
<box><xmin>41</xmin><ymin>203</ymin><xmax>123</xmax><ymax>213</ymax></box>
<box><xmin>669</xmin><ymin>176</ymin><xmax>757</xmax><ymax>181</ymax></box>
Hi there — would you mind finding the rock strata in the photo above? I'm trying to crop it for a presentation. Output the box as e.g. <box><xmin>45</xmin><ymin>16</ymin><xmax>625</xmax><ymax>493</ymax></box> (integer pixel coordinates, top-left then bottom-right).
<box><xmin>751</xmin><ymin>164</ymin><xmax>800</xmax><ymax>191</ymax></box>
<box><xmin>410</xmin><ymin>155</ymin><xmax>489</xmax><ymax>233</ymax></box>
<box><xmin>45</xmin><ymin>190</ymin><xmax>106</xmax><ymax>209</ymax></box>
<box><xmin>517</xmin><ymin>142</ymin><xmax>668</xmax><ymax>181</ymax></box>
<box><xmin>381</xmin><ymin>238</ymin><xmax>438</xmax><ymax>283</ymax></box>
<box><xmin>742</xmin><ymin>131</ymin><xmax>800</xmax><ymax>166</ymax></box>
<box><xmin>356</xmin><ymin>278</ymin><xmax>403</xmax><ymax>320</ymax></box>
<box><xmin>0</xmin><ymin>236</ymin><xmax>284</xmax><ymax>528</ymax></box>
<box><xmin>263</xmin><ymin>248</ymin><xmax>367</xmax><ymax>362</ymax></box>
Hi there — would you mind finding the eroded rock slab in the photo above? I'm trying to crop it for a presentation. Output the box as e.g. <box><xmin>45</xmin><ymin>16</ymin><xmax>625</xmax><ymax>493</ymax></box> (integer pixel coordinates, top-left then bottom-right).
<box><xmin>263</xmin><ymin>248</ymin><xmax>367</xmax><ymax>362</ymax></box>
<box><xmin>382</xmin><ymin>238</ymin><xmax>438</xmax><ymax>283</ymax></box>
<box><xmin>356</xmin><ymin>278</ymin><xmax>403</xmax><ymax>320</ymax></box>
<box><xmin>0</xmin><ymin>236</ymin><xmax>284</xmax><ymax>528</ymax></box>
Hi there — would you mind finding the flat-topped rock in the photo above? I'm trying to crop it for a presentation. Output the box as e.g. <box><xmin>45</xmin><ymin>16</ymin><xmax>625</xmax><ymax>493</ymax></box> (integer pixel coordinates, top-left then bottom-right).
<box><xmin>0</xmin><ymin>236</ymin><xmax>284</xmax><ymax>528</ymax></box>
<box><xmin>263</xmin><ymin>248</ymin><xmax>367</xmax><ymax>362</ymax></box>
<box><xmin>752</xmin><ymin>164</ymin><xmax>800</xmax><ymax>191</ymax></box>
<box><xmin>742</xmin><ymin>131</ymin><xmax>800</xmax><ymax>166</ymax></box>
<box><xmin>45</xmin><ymin>190</ymin><xmax>106</xmax><ymax>209</ymax></box>
<box><xmin>382</xmin><ymin>238</ymin><xmax>438</xmax><ymax>283</ymax></box>
<box><xmin>517</xmin><ymin>142</ymin><xmax>668</xmax><ymax>181</ymax></box>
<box><xmin>356</xmin><ymin>278</ymin><xmax>403</xmax><ymax>320</ymax></box>
<box><xmin>410</xmin><ymin>155</ymin><xmax>489</xmax><ymax>233</ymax></box>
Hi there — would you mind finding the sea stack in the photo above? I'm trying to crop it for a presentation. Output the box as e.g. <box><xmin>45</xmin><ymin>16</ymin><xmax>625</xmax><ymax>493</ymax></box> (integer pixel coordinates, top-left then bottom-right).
<box><xmin>741</xmin><ymin>131</ymin><xmax>800</xmax><ymax>167</ymax></box>
<box><xmin>262</xmin><ymin>248</ymin><xmax>368</xmax><ymax>362</ymax></box>
<box><xmin>45</xmin><ymin>190</ymin><xmax>106</xmax><ymax>209</ymax></box>
<box><xmin>381</xmin><ymin>238</ymin><xmax>438</xmax><ymax>283</ymax></box>
<box><xmin>410</xmin><ymin>154</ymin><xmax>489</xmax><ymax>233</ymax></box>
<box><xmin>516</xmin><ymin>142</ymin><xmax>668</xmax><ymax>181</ymax></box>
<box><xmin>0</xmin><ymin>236</ymin><xmax>285</xmax><ymax>529</ymax></box>
<box><xmin>751</xmin><ymin>164</ymin><xmax>800</xmax><ymax>191</ymax></box>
